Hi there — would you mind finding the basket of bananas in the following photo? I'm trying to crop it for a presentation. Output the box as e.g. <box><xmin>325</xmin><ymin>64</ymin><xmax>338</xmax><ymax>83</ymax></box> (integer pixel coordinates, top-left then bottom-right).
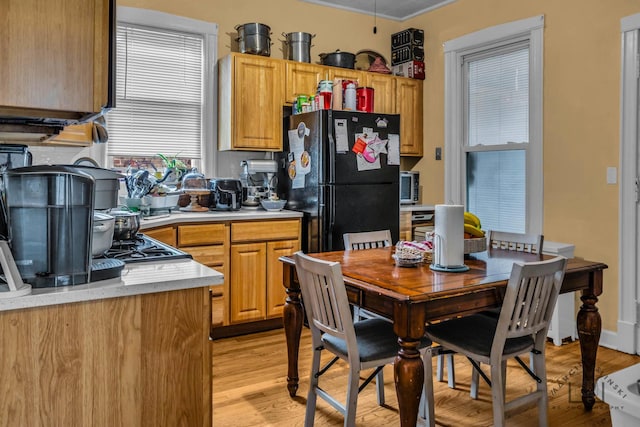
<box><xmin>464</xmin><ymin>211</ymin><xmax>487</xmax><ymax>254</ymax></box>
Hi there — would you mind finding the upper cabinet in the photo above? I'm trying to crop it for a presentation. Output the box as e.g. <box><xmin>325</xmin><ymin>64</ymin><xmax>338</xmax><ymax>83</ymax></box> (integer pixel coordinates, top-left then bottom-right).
<box><xmin>395</xmin><ymin>77</ymin><xmax>424</xmax><ymax>157</ymax></box>
<box><xmin>0</xmin><ymin>0</ymin><xmax>113</xmax><ymax>121</ymax></box>
<box><xmin>218</xmin><ymin>53</ymin><xmax>423</xmax><ymax>156</ymax></box>
<box><xmin>364</xmin><ymin>73</ymin><xmax>395</xmax><ymax>114</ymax></box>
<box><xmin>285</xmin><ymin>62</ymin><xmax>327</xmax><ymax>105</ymax></box>
<box><xmin>219</xmin><ymin>53</ymin><xmax>285</xmax><ymax>151</ymax></box>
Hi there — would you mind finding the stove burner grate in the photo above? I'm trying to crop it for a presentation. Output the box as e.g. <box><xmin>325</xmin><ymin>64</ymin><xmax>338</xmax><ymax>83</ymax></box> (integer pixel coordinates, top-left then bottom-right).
<box><xmin>97</xmin><ymin>234</ymin><xmax>192</xmax><ymax>264</ymax></box>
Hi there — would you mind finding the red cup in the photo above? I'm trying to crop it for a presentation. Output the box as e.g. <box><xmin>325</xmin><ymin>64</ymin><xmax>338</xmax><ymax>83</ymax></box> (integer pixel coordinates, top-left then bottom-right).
<box><xmin>320</xmin><ymin>91</ymin><xmax>332</xmax><ymax>109</ymax></box>
<box><xmin>356</xmin><ymin>87</ymin><xmax>374</xmax><ymax>113</ymax></box>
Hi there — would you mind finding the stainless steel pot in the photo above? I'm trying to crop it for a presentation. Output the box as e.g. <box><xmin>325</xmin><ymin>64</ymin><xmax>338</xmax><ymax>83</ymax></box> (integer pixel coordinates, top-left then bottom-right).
<box><xmin>319</xmin><ymin>50</ymin><xmax>355</xmax><ymax>69</ymax></box>
<box><xmin>111</xmin><ymin>210</ymin><xmax>141</xmax><ymax>241</ymax></box>
<box><xmin>236</xmin><ymin>23</ymin><xmax>272</xmax><ymax>56</ymax></box>
<box><xmin>68</xmin><ymin>165</ymin><xmax>123</xmax><ymax>210</ymax></box>
<box><xmin>282</xmin><ymin>32</ymin><xmax>315</xmax><ymax>63</ymax></box>
<box><xmin>92</xmin><ymin>212</ymin><xmax>115</xmax><ymax>256</ymax></box>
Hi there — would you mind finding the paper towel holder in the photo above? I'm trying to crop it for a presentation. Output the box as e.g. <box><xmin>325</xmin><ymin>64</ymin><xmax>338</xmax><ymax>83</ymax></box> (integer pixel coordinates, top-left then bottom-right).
<box><xmin>429</xmin><ymin>233</ymin><xmax>470</xmax><ymax>273</ymax></box>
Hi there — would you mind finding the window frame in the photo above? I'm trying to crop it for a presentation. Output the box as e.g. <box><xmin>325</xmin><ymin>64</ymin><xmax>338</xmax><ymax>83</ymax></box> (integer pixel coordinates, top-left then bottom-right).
<box><xmin>109</xmin><ymin>6</ymin><xmax>217</xmax><ymax>176</ymax></box>
<box><xmin>444</xmin><ymin>15</ymin><xmax>544</xmax><ymax>235</ymax></box>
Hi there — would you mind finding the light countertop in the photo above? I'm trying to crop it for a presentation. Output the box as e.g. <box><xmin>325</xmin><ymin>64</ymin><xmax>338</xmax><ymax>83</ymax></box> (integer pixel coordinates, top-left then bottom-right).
<box><xmin>400</xmin><ymin>204</ymin><xmax>435</xmax><ymax>212</ymax></box>
<box><xmin>139</xmin><ymin>208</ymin><xmax>303</xmax><ymax>229</ymax></box>
<box><xmin>0</xmin><ymin>258</ymin><xmax>223</xmax><ymax>312</ymax></box>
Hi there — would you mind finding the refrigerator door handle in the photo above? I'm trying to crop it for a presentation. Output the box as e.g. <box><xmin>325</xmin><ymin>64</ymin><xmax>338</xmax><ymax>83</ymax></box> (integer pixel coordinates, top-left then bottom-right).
<box><xmin>327</xmin><ymin>185</ymin><xmax>335</xmax><ymax>251</ymax></box>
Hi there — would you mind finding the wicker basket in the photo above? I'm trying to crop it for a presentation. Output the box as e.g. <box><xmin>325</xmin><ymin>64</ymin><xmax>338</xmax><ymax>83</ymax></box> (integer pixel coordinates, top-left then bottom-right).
<box><xmin>464</xmin><ymin>237</ymin><xmax>487</xmax><ymax>254</ymax></box>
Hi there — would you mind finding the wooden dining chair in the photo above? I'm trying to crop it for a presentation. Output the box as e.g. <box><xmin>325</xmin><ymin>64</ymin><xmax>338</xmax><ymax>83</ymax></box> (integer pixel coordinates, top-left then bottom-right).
<box><xmin>293</xmin><ymin>251</ymin><xmax>435</xmax><ymax>427</ymax></box>
<box><xmin>343</xmin><ymin>230</ymin><xmax>393</xmax><ymax>321</ymax></box>
<box><xmin>343</xmin><ymin>229</ymin><xmax>393</xmax><ymax>251</ymax></box>
<box><xmin>488</xmin><ymin>230</ymin><xmax>544</xmax><ymax>254</ymax></box>
<box><xmin>426</xmin><ymin>256</ymin><xmax>567</xmax><ymax>427</ymax></box>
<box><xmin>465</xmin><ymin>231</ymin><xmax>545</xmax><ymax>397</ymax></box>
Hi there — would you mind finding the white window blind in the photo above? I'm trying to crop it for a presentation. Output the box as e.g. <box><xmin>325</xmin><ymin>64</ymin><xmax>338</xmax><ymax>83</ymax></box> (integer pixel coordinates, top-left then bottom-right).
<box><xmin>466</xmin><ymin>45</ymin><xmax>529</xmax><ymax>146</ymax></box>
<box><xmin>107</xmin><ymin>24</ymin><xmax>203</xmax><ymax>159</ymax></box>
<box><xmin>464</xmin><ymin>43</ymin><xmax>530</xmax><ymax>233</ymax></box>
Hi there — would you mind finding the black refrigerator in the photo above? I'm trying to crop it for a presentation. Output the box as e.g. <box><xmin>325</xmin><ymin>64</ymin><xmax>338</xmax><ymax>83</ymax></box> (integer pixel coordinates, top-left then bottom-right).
<box><xmin>275</xmin><ymin>110</ymin><xmax>400</xmax><ymax>253</ymax></box>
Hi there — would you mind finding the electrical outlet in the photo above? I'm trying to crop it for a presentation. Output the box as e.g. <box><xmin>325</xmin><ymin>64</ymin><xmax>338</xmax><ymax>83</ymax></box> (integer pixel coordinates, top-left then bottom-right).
<box><xmin>435</xmin><ymin>147</ymin><xmax>442</xmax><ymax>160</ymax></box>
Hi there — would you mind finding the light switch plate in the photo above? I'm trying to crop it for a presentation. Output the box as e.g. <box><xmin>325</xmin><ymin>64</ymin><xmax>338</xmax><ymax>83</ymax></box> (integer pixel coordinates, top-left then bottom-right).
<box><xmin>606</xmin><ymin>167</ymin><xmax>617</xmax><ymax>184</ymax></box>
<box><xmin>435</xmin><ymin>147</ymin><xmax>442</xmax><ymax>160</ymax></box>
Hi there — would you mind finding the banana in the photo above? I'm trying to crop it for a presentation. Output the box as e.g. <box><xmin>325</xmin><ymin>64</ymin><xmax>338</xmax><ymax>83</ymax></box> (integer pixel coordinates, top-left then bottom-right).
<box><xmin>464</xmin><ymin>211</ymin><xmax>481</xmax><ymax>229</ymax></box>
<box><xmin>464</xmin><ymin>223</ymin><xmax>485</xmax><ymax>238</ymax></box>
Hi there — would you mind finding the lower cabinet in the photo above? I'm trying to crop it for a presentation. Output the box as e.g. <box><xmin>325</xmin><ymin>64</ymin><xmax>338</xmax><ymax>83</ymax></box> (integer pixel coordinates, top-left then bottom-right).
<box><xmin>144</xmin><ymin>217</ymin><xmax>301</xmax><ymax>330</ymax></box>
<box><xmin>229</xmin><ymin>220</ymin><xmax>300</xmax><ymax>324</ymax></box>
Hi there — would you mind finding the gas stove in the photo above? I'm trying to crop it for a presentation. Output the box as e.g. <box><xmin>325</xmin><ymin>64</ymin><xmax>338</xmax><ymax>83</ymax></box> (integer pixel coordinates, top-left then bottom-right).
<box><xmin>102</xmin><ymin>234</ymin><xmax>192</xmax><ymax>263</ymax></box>
<box><xmin>91</xmin><ymin>234</ymin><xmax>192</xmax><ymax>282</ymax></box>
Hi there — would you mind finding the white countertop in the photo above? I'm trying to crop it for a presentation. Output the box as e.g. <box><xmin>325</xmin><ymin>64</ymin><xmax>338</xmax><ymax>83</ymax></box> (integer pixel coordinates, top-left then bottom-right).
<box><xmin>400</xmin><ymin>204</ymin><xmax>435</xmax><ymax>212</ymax></box>
<box><xmin>139</xmin><ymin>208</ymin><xmax>303</xmax><ymax>229</ymax></box>
<box><xmin>0</xmin><ymin>259</ymin><xmax>223</xmax><ymax>312</ymax></box>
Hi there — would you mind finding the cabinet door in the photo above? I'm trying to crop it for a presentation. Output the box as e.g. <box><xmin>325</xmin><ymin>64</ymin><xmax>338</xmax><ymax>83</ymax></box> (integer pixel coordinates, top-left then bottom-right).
<box><xmin>232</xmin><ymin>55</ymin><xmax>284</xmax><ymax>151</ymax></box>
<box><xmin>364</xmin><ymin>73</ymin><xmax>395</xmax><ymax>114</ymax></box>
<box><xmin>266</xmin><ymin>239</ymin><xmax>300</xmax><ymax>318</ymax></box>
<box><xmin>395</xmin><ymin>77</ymin><xmax>424</xmax><ymax>156</ymax></box>
<box><xmin>0</xmin><ymin>0</ymin><xmax>110</xmax><ymax>117</ymax></box>
<box><xmin>328</xmin><ymin>68</ymin><xmax>365</xmax><ymax>85</ymax></box>
<box><xmin>285</xmin><ymin>62</ymin><xmax>325</xmax><ymax>103</ymax></box>
<box><xmin>230</xmin><ymin>243</ymin><xmax>266</xmax><ymax>323</ymax></box>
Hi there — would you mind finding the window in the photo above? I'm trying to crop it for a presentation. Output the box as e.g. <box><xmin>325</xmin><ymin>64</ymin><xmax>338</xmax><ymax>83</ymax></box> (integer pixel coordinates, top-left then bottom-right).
<box><xmin>444</xmin><ymin>15</ymin><xmax>544</xmax><ymax>234</ymax></box>
<box><xmin>106</xmin><ymin>7</ymin><xmax>217</xmax><ymax>175</ymax></box>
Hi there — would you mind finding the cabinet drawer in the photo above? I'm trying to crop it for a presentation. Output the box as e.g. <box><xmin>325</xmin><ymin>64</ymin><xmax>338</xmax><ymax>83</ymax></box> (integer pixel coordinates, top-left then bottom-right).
<box><xmin>144</xmin><ymin>226</ymin><xmax>177</xmax><ymax>247</ymax></box>
<box><xmin>178</xmin><ymin>223</ymin><xmax>227</xmax><ymax>246</ymax></box>
<box><xmin>181</xmin><ymin>245</ymin><xmax>225</xmax><ymax>266</ymax></box>
<box><xmin>231</xmin><ymin>220</ymin><xmax>299</xmax><ymax>242</ymax></box>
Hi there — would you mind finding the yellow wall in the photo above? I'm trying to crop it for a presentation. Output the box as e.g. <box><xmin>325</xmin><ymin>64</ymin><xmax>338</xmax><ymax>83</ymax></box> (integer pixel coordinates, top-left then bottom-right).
<box><xmin>118</xmin><ymin>0</ymin><xmax>640</xmax><ymax>332</ymax></box>
<box><xmin>405</xmin><ymin>0</ymin><xmax>639</xmax><ymax>332</ymax></box>
<box><xmin>118</xmin><ymin>0</ymin><xmax>399</xmax><ymax>63</ymax></box>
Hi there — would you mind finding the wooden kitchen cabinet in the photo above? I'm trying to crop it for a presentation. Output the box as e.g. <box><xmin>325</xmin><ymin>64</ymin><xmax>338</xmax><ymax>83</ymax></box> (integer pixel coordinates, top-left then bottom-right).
<box><xmin>364</xmin><ymin>73</ymin><xmax>396</xmax><ymax>114</ymax></box>
<box><xmin>177</xmin><ymin>223</ymin><xmax>230</xmax><ymax>326</ymax></box>
<box><xmin>219</xmin><ymin>53</ymin><xmax>423</xmax><ymax>156</ymax></box>
<box><xmin>0</xmin><ymin>0</ymin><xmax>112</xmax><ymax>120</ymax></box>
<box><xmin>328</xmin><ymin>68</ymin><xmax>365</xmax><ymax>84</ymax></box>
<box><xmin>218</xmin><ymin>53</ymin><xmax>285</xmax><ymax>151</ymax></box>
<box><xmin>143</xmin><ymin>225</ymin><xmax>177</xmax><ymax>247</ymax></box>
<box><xmin>285</xmin><ymin>61</ymin><xmax>327</xmax><ymax>103</ymax></box>
<box><xmin>395</xmin><ymin>77</ymin><xmax>424</xmax><ymax>156</ymax></box>
<box><xmin>229</xmin><ymin>219</ymin><xmax>300</xmax><ymax>324</ymax></box>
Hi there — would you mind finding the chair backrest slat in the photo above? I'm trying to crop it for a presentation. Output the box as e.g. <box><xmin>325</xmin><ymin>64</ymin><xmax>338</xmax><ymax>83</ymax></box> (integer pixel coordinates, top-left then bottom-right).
<box><xmin>294</xmin><ymin>251</ymin><xmax>358</xmax><ymax>352</ymax></box>
<box><xmin>343</xmin><ymin>230</ymin><xmax>393</xmax><ymax>251</ymax></box>
<box><xmin>488</xmin><ymin>230</ymin><xmax>544</xmax><ymax>255</ymax></box>
<box><xmin>496</xmin><ymin>257</ymin><xmax>567</xmax><ymax>349</ymax></box>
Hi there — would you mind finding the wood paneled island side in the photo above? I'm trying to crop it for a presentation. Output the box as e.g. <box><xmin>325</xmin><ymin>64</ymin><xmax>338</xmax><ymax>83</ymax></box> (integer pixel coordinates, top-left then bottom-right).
<box><xmin>0</xmin><ymin>259</ymin><xmax>221</xmax><ymax>427</ymax></box>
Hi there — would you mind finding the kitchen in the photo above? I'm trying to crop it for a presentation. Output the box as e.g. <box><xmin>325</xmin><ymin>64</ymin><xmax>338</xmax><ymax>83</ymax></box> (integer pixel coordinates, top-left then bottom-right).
<box><xmin>1</xmin><ymin>0</ymin><xmax>639</xmax><ymax>426</ymax></box>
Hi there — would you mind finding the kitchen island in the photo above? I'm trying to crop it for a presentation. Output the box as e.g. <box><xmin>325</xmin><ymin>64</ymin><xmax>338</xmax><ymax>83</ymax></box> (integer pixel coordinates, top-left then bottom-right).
<box><xmin>0</xmin><ymin>259</ymin><xmax>222</xmax><ymax>427</ymax></box>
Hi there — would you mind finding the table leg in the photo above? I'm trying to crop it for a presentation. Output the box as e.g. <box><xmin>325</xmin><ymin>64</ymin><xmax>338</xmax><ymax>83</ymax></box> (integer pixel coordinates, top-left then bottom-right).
<box><xmin>576</xmin><ymin>278</ymin><xmax>602</xmax><ymax>410</ymax></box>
<box><xmin>283</xmin><ymin>264</ymin><xmax>303</xmax><ymax>397</ymax></box>
<box><xmin>395</xmin><ymin>339</ymin><xmax>424</xmax><ymax>427</ymax></box>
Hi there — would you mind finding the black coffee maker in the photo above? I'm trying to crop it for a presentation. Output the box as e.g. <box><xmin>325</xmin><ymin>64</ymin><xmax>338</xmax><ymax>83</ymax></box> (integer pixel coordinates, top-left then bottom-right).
<box><xmin>2</xmin><ymin>165</ymin><xmax>94</xmax><ymax>288</ymax></box>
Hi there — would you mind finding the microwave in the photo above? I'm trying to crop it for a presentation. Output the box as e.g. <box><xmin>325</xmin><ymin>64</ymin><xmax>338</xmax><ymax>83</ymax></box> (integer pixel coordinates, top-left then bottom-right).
<box><xmin>400</xmin><ymin>171</ymin><xmax>420</xmax><ymax>204</ymax></box>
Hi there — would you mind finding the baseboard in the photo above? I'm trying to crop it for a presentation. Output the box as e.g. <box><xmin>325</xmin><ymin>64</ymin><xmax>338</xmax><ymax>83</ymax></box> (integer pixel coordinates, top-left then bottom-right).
<box><xmin>598</xmin><ymin>328</ymin><xmax>620</xmax><ymax>351</ymax></box>
<box><xmin>616</xmin><ymin>320</ymin><xmax>637</xmax><ymax>353</ymax></box>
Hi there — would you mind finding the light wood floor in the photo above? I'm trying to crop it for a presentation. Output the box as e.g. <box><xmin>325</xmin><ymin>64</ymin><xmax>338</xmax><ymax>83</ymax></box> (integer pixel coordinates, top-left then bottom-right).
<box><xmin>212</xmin><ymin>328</ymin><xmax>640</xmax><ymax>426</ymax></box>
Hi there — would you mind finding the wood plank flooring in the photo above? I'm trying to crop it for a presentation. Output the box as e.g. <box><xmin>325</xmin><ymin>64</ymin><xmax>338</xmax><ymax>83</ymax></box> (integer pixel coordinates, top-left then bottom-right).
<box><xmin>212</xmin><ymin>328</ymin><xmax>640</xmax><ymax>426</ymax></box>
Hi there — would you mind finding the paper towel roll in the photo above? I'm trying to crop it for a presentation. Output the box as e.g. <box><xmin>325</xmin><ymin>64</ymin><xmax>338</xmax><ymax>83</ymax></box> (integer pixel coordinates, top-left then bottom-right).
<box><xmin>434</xmin><ymin>204</ymin><xmax>464</xmax><ymax>267</ymax></box>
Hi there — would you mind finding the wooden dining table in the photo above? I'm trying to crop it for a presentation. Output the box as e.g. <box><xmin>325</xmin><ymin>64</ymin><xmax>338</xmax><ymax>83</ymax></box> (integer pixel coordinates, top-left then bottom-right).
<box><xmin>279</xmin><ymin>247</ymin><xmax>607</xmax><ymax>427</ymax></box>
